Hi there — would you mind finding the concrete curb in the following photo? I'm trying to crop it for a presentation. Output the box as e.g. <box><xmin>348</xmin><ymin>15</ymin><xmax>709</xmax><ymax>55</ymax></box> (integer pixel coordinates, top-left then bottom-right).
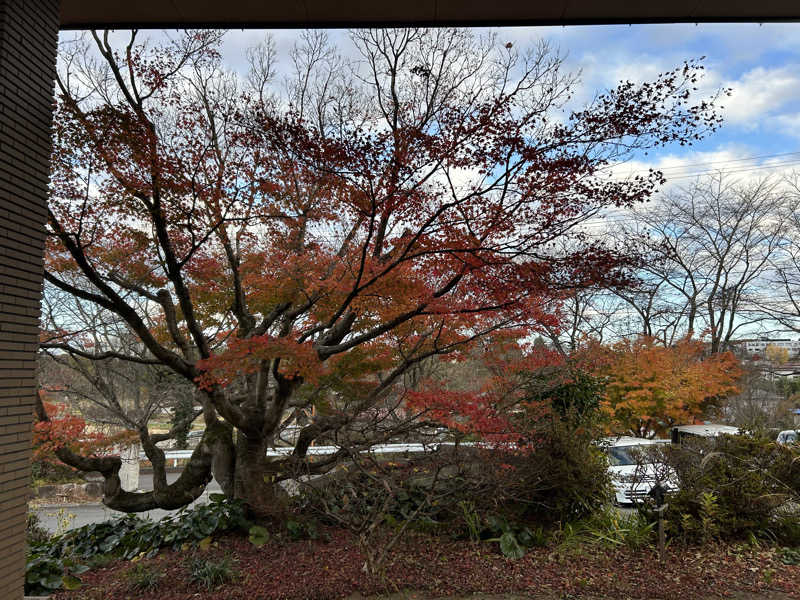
<box><xmin>31</xmin><ymin>502</ymin><xmax>104</xmax><ymax>509</ymax></box>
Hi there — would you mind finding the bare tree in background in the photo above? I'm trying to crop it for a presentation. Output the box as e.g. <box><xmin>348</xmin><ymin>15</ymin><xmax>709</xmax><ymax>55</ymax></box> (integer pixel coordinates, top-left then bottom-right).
<box><xmin>40</xmin><ymin>285</ymin><xmax>199</xmax><ymax>442</ymax></box>
<box><xmin>764</xmin><ymin>174</ymin><xmax>800</xmax><ymax>334</ymax></box>
<box><xmin>618</xmin><ymin>175</ymin><xmax>789</xmax><ymax>352</ymax></box>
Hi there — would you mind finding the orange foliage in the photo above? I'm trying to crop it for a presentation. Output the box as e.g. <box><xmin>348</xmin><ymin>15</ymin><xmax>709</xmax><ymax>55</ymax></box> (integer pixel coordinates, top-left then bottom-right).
<box><xmin>585</xmin><ymin>337</ymin><xmax>741</xmax><ymax>437</ymax></box>
<box><xmin>33</xmin><ymin>391</ymin><xmax>136</xmax><ymax>463</ymax></box>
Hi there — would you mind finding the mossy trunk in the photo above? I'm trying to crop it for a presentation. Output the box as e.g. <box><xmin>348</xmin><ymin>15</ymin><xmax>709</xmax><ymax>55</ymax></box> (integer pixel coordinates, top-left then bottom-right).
<box><xmin>231</xmin><ymin>432</ymin><xmax>289</xmax><ymax>521</ymax></box>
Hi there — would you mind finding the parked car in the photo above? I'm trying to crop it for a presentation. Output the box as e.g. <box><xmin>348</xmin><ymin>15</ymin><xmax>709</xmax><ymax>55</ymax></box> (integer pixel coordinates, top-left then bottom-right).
<box><xmin>602</xmin><ymin>436</ymin><xmax>676</xmax><ymax>505</ymax></box>
<box><xmin>670</xmin><ymin>424</ymin><xmax>740</xmax><ymax>445</ymax></box>
<box><xmin>777</xmin><ymin>430</ymin><xmax>799</xmax><ymax>445</ymax></box>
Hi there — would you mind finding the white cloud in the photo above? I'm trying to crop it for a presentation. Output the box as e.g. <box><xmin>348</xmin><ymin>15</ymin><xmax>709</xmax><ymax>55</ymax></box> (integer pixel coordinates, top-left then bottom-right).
<box><xmin>774</xmin><ymin>112</ymin><xmax>800</xmax><ymax>138</ymax></box>
<box><xmin>721</xmin><ymin>65</ymin><xmax>800</xmax><ymax>127</ymax></box>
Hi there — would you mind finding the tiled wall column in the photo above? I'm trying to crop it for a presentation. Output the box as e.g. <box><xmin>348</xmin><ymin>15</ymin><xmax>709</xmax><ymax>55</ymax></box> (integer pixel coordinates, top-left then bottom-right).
<box><xmin>0</xmin><ymin>0</ymin><xmax>59</xmax><ymax>596</ymax></box>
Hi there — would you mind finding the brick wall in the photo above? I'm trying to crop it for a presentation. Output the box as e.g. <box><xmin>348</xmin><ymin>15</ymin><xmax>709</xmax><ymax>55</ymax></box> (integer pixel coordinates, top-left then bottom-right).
<box><xmin>0</xmin><ymin>0</ymin><xmax>59</xmax><ymax>596</ymax></box>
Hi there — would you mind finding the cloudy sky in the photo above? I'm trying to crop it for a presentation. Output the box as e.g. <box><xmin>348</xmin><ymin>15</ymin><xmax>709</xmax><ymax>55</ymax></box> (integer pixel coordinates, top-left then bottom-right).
<box><xmin>65</xmin><ymin>23</ymin><xmax>800</xmax><ymax>181</ymax></box>
<box><xmin>211</xmin><ymin>22</ymin><xmax>800</xmax><ymax>184</ymax></box>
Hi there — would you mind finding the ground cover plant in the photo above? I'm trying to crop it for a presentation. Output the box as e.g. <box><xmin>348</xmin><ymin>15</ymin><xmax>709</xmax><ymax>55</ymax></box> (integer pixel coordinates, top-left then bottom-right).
<box><xmin>37</xmin><ymin>428</ymin><xmax>800</xmax><ymax>599</ymax></box>
<box><xmin>24</xmin><ymin>495</ymin><xmax>252</xmax><ymax>595</ymax></box>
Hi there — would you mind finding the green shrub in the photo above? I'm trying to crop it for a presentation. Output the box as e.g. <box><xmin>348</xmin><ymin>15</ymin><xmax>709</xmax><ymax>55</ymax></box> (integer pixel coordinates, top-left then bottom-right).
<box><xmin>555</xmin><ymin>505</ymin><xmax>655</xmax><ymax>552</ymax></box>
<box><xmin>663</xmin><ymin>433</ymin><xmax>800</xmax><ymax>544</ymax></box>
<box><xmin>124</xmin><ymin>562</ymin><xmax>164</xmax><ymax>591</ymax></box>
<box><xmin>188</xmin><ymin>555</ymin><xmax>237</xmax><ymax>589</ymax></box>
<box><xmin>494</xmin><ymin>416</ymin><xmax>612</xmax><ymax>524</ymax></box>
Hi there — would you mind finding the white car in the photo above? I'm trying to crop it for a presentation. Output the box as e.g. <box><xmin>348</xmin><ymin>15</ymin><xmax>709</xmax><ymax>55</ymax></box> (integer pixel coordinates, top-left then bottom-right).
<box><xmin>602</xmin><ymin>436</ymin><xmax>676</xmax><ymax>505</ymax></box>
<box><xmin>777</xmin><ymin>430</ymin><xmax>798</xmax><ymax>445</ymax></box>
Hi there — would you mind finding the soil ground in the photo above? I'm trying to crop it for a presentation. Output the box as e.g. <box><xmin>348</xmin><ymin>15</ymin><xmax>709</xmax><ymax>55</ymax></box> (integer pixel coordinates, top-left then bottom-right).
<box><xmin>51</xmin><ymin>527</ymin><xmax>800</xmax><ymax>600</ymax></box>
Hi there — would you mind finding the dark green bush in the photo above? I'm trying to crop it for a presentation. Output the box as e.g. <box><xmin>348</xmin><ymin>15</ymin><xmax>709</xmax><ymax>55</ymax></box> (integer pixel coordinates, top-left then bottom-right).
<box><xmin>662</xmin><ymin>433</ymin><xmax>800</xmax><ymax>544</ymax></box>
<box><xmin>495</xmin><ymin>416</ymin><xmax>611</xmax><ymax>524</ymax></box>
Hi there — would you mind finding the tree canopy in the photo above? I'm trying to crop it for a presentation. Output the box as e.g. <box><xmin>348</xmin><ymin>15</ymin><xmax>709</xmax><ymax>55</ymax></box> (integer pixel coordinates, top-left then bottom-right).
<box><xmin>43</xmin><ymin>28</ymin><xmax>723</xmax><ymax>515</ymax></box>
<box><xmin>585</xmin><ymin>336</ymin><xmax>741</xmax><ymax>437</ymax></box>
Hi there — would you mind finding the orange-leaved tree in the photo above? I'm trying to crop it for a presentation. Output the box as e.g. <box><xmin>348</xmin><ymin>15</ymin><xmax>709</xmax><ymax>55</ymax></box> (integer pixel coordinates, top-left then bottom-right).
<box><xmin>587</xmin><ymin>336</ymin><xmax>741</xmax><ymax>437</ymax></box>
<box><xmin>44</xmin><ymin>29</ymin><xmax>723</xmax><ymax>516</ymax></box>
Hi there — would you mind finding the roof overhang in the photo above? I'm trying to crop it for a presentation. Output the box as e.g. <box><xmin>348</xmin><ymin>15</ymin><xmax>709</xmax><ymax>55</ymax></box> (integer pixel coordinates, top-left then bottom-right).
<box><xmin>60</xmin><ymin>1</ymin><xmax>800</xmax><ymax>29</ymax></box>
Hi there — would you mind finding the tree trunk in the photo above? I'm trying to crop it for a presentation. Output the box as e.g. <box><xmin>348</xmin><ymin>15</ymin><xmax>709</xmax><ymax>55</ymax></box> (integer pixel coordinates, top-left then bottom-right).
<box><xmin>208</xmin><ymin>420</ymin><xmax>236</xmax><ymax>498</ymax></box>
<box><xmin>233</xmin><ymin>432</ymin><xmax>289</xmax><ymax>521</ymax></box>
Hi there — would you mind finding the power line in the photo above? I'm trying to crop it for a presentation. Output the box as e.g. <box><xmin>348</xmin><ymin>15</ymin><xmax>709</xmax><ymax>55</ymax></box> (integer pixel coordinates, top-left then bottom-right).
<box><xmin>597</xmin><ymin>149</ymin><xmax>800</xmax><ymax>181</ymax></box>
<box><xmin>664</xmin><ymin>159</ymin><xmax>800</xmax><ymax>181</ymax></box>
<box><xmin>653</xmin><ymin>150</ymin><xmax>800</xmax><ymax>172</ymax></box>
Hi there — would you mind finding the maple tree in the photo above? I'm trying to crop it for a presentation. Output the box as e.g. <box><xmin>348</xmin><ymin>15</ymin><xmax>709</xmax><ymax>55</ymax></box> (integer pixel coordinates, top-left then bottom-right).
<box><xmin>45</xmin><ymin>28</ymin><xmax>723</xmax><ymax>516</ymax></box>
<box><xmin>585</xmin><ymin>336</ymin><xmax>741</xmax><ymax>437</ymax></box>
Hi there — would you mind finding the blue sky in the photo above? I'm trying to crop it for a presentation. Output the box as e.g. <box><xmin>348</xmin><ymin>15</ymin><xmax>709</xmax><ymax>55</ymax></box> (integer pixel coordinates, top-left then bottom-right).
<box><xmin>215</xmin><ymin>22</ymin><xmax>800</xmax><ymax>182</ymax></box>
<box><xmin>69</xmin><ymin>23</ymin><xmax>800</xmax><ymax>178</ymax></box>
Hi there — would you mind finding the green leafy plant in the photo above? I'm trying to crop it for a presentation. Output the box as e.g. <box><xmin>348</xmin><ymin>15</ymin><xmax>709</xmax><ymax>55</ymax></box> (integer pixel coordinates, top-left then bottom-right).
<box><xmin>85</xmin><ymin>553</ymin><xmax>115</xmax><ymax>570</ymax></box>
<box><xmin>699</xmin><ymin>491</ymin><xmax>720</xmax><ymax>542</ymax></box>
<box><xmin>124</xmin><ymin>562</ymin><xmax>164</xmax><ymax>591</ymax></box>
<box><xmin>459</xmin><ymin>500</ymin><xmax>481</xmax><ymax>542</ymax></box>
<box><xmin>188</xmin><ymin>555</ymin><xmax>238</xmax><ymax>590</ymax></box>
<box><xmin>585</xmin><ymin>507</ymin><xmax>655</xmax><ymax>549</ymax></box>
<box><xmin>286</xmin><ymin>518</ymin><xmax>319</xmax><ymax>541</ymax></box>
<box><xmin>482</xmin><ymin>515</ymin><xmax>547</xmax><ymax>559</ymax></box>
<box><xmin>779</xmin><ymin>547</ymin><xmax>800</xmax><ymax>565</ymax></box>
<box><xmin>25</xmin><ymin>553</ymin><xmax>87</xmax><ymax>595</ymax></box>
<box><xmin>555</xmin><ymin>506</ymin><xmax>655</xmax><ymax>552</ymax></box>
<box><xmin>26</xmin><ymin>496</ymin><xmax>252</xmax><ymax>595</ymax></box>
<box><xmin>248</xmin><ymin>525</ymin><xmax>270</xmax><ymax>547</ymax></box>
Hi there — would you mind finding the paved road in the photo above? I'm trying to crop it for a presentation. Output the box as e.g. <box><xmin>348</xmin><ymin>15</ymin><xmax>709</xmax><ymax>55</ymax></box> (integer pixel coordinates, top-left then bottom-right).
<box><xmin>35</xmin><ymin>471</ymin><xmax>222</xmax><ymax>533</ymax></box>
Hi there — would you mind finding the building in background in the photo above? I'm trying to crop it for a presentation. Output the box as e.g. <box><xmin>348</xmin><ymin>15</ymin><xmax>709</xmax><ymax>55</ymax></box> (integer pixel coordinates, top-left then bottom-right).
<box><xmin>737</xmin><ymin>339</ymin><xmax>800</xmax><ymax>358</ymax></box>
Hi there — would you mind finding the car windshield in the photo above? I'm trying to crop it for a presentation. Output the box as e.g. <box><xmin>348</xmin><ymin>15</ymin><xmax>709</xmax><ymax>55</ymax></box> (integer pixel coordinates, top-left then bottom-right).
<box><xmin>607</xmin><ymin>445</ymin><xmax>641</xmax><ymax>466</ymax></box>
<box><xmin>608</xmin><ymin>444</ymin><xmax>664</xmax><ymax>467</ymax></box>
